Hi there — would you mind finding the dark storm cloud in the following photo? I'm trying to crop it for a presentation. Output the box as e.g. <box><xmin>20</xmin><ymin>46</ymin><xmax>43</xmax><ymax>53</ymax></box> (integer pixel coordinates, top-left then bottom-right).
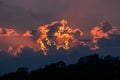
<box><xmin>0</xmin><ymin>3</ymin><xmax>36</xmax><ymax>32</ymax></box>
<box><xmin>0</xmin><ymin>0</ymin><xmax>3</xmax><ymax>5</ymax></box>
<box><xmin>101</xmin><ymin>21</ymin><xmax>113</xmax><ymax>32</ymax></box>
<box><xmin>32</xmin><ymin>0</ymin><xmax>120</xmax><ymax>28</ymax></box>
<box><xmin>0</xmin><ymin>0</ymin><xmax>120</xmax><ymax>34</ymax></box>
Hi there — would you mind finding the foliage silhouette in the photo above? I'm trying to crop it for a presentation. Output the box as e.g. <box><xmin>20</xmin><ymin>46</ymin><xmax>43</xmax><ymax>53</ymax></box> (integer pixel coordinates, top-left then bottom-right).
<box><xmin>1</xmin><ymin>53</ymin><xmax>120</xmax><ymax>80</ymax></box>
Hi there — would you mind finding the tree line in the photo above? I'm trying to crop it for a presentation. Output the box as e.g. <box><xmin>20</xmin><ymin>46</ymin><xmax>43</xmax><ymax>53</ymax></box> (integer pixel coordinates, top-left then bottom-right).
<box><xmin>1</xmin><ymin>53</ymin><xmax>120</xmax><ymax>80</ymax></box>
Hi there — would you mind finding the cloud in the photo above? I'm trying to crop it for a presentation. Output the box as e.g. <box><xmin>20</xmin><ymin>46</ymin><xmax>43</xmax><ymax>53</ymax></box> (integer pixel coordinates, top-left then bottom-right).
<box><xmin>90</xmin><ymin>21</ymin><xmax>117</xmax><ymax>50</ymax></box>
<box><xmin>0</xmin><ymin>0</ymin><xmax>120</xmax><ymax>75</ymax></box>
<box><xmin>0</xmin><ymin>1</ymin><xmax>38</xmax><ymax>32</ymax></box>
<box><xmin>0</xmin><ymin>19</ymin><xmax>118</xmax><ymax>56</ymax></box>
<box><xmin>0</xmin><ymin>0</ymin><xmax>3</xmax><ymax>5</ymax></box>
<box><xmin>0</xmin><ymin>0</ymin><xmax>119</xmax><ymax>34</ymax></box>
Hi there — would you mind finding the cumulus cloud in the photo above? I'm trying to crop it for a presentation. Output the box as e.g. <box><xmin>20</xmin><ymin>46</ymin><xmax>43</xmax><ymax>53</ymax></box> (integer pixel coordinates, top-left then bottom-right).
<box><xmin>0</xmin><ymin>19</ymin><xmax>117</xmax><ymax>56</ymax></box>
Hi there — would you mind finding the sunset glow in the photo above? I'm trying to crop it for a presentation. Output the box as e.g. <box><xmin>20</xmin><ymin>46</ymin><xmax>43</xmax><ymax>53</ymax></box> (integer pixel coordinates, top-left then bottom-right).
<box><xmin>0</xmin><ymin>20</ymin><xmax>117</xmax><ymax>56</ymax></box>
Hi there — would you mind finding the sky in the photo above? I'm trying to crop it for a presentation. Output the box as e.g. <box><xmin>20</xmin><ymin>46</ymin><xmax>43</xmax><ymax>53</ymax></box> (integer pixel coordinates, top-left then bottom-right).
<box><xmin>0</xmin><ymin>0</ymin><xmax>120</xmax><ymax>75</ymax></box>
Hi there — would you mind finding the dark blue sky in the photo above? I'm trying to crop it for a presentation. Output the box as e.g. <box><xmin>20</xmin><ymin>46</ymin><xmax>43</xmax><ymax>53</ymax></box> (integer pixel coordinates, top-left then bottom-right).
<box><xmin>0</xmin><ymin>0</ymin><xmax>120</xmax><ymax>75</ymax></box>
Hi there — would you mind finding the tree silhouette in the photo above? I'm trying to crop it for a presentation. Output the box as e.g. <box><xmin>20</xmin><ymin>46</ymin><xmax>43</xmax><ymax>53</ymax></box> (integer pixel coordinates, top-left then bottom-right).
<box><xmin>1</xmin><ymin>53</ymin><xmax>120</xmax><ymax>80</ymax></box>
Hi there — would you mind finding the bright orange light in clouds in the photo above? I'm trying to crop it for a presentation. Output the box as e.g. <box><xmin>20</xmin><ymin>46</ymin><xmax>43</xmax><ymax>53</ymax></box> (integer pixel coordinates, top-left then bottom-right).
<box><xmin>0</xmin><ymin>28</ymin><xmax>19</xmax><ymax>36</ymax></box>
<box><xmin>90</xmin><ymin>22</ymin><xmax>117</xmax><ymax>50</ymax></box>
<box><xmin>0</xmin><ymin>20</ymin><xmax>117</xmax><ymax>56</ymax></box>
<box><xmin>22</xmin><ymin>31</ymin><xmax>33</xmax><ymax>37</ymax></box>
<box><xmin>37</xmin><ymin>20</ymin><xmax>84</xmax><ymax>55</ymax></box>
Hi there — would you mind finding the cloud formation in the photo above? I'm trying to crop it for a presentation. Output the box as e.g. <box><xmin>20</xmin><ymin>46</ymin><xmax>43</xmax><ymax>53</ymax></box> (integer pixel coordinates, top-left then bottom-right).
<box><xmin>0</xmin><ymin>19</ymin><xmax>117</xmax><ymax>56</ymax></box>
<box><xmin>0</xmin><ymin>0</ymin><xmax>120</xmax><ymax>75</ymax></box>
